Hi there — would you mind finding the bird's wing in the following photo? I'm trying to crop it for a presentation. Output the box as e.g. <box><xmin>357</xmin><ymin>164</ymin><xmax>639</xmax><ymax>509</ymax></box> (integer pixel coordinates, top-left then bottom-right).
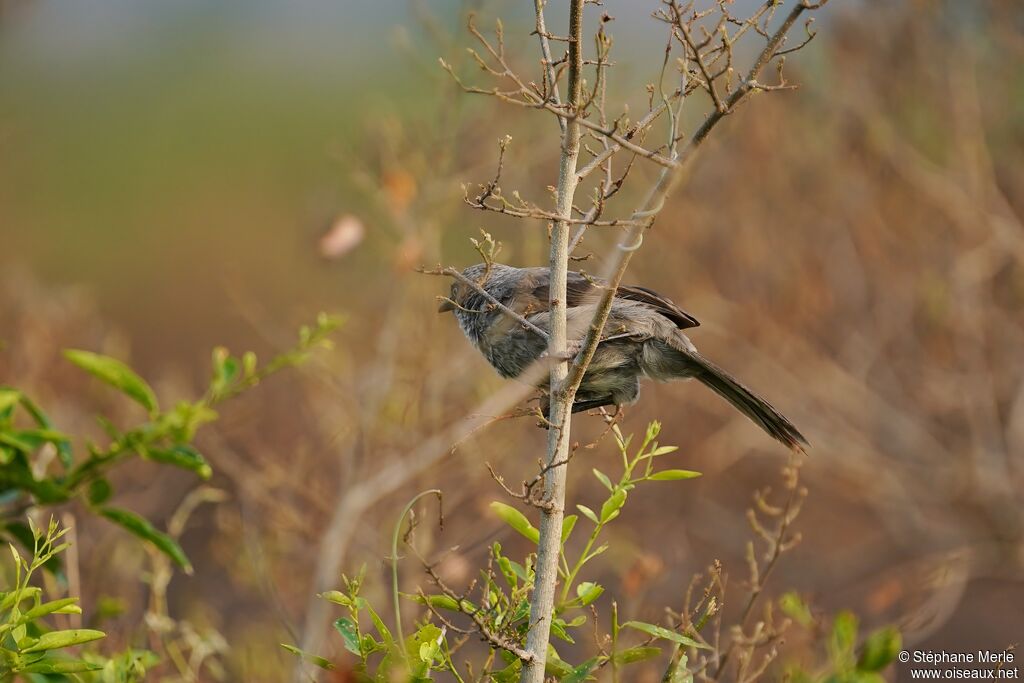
<box><xmin>614</xmin><ymin>284</ymin><xmax>700</xmax><ymax>329</ymax></box>
<box><xmin>523</xmin><ymin>269</ymin><xmax>700</xmax><ymax>330</ymax></box>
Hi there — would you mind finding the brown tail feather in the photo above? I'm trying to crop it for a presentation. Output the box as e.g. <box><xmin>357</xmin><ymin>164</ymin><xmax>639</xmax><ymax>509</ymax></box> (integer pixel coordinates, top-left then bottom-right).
<box><xmin>689</xmin><ymin>352</ymin><xmax>808</xmax><ymax>452</ymax></box>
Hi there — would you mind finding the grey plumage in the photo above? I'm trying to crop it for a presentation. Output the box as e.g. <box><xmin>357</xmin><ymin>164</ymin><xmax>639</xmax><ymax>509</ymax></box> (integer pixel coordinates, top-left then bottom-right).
<box><xmin>440</xmin><ymin>263</ymin><xmax>807</xmax><ymax>450</ymax></box>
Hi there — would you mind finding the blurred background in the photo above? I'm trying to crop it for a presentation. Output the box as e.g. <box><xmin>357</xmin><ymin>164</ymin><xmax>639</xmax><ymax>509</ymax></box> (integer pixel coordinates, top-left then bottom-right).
<box><xmin>2</xmin><ymin>0</ymin><xmax>1023</xmax><ymax>680</ymax></box>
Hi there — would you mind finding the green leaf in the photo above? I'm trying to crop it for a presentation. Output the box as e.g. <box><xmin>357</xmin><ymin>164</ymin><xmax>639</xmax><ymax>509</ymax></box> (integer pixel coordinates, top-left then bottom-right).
<box><xmin>600</xmin><ymin>489</ymin><xmax>627</xmax><ymax>523</ymax></box>
<box><xmin>545</xmin><ymin>650</ymin><xmax>573</xmax><ymax>678</ymax></box>
<box><xmin>210</xmin><ymin>347</ymin><xmax>239</xmax><ymax>397</ymax></box>
<box><xmin>364</xmin><ymin>601</ymin><xmax>393</xmax><ymax>646</ymax></box>
<box><xmin>550</xmin><ymin>618</ymin><xmax>575</xmax><ymax>644</ymax></box>
<box><xmin>98</xmin><ymin>507</ymin><xmax>192</xmax><ymax>574</ymax></box>
<box><xmin>13</xmin><ymin>621</ymin><xmax>28</xmax><ymax>648</ymax></box>
<box><xmin>489</xmin><ymin>502</ymin><xmax>539</xmax><ymax>544</ymax></box>
<box><xmin>622</xmin><ymin>621</ymin><xmax>711</xmax><ymax>650</ymax></box>
<box><xmin>8</xmin><ymin>540</ymin><xmax>23</xmax><ymax>567</ymax></box>
<box><xmin>21</xmin><ymin>629</ymin><xmax>105</xmax><ymax>653</ymax></box>
<box><xmin>413</xmin><ymin>594</ymin><xmax>462</xmax><ymax>612</ymax></box>
<box><xmin>829</xmin><ymin>611</ymin><xmax>859</xmax><ymax>672</ymax></box>
<box><xmin>831</xmin><ymin>611</ymin><xmax>858</xmax><ymax>651</ymax></box>
<box><xmin>576</xmin><ymin>582</ymin><xmax>604</xmax><ymax>606</ymax></box>
<box><xmin>242</xmin><ymin>351</ymin><xmax>258</xmax><ymax>378</ymax></box>
<box><xmin>17</xmin><ymin>395</ymin><xmax>73</xmax><ymax>467</ymax></box>
<box><xmin>648</xmin><ymin>469</ymin><xmax>701</xmax><ymax>481</ymax></box>
<box><xmin>19</xmin><ymin>659</ymin><xmax>104</xmax><ymax>674</ymax></box>
<box><xmin>0</xmin><ymin>431</ymin><xmax>35</xmax><ymax>452</ymax></box>
<box><xmin>576</xmin><ymin>505</ymin><xmax>599</xmax><ymax>525</ymax></box>
<box><xmin>612</xmin><ymin>646</ymin><xmax>662</xmax><ymax>665</ymax></box>
<box><xmin>166</xmin><ymin>401</ymin><xmax>219</xmax><ymax>442</ymax></box>
<box><xmin>280</xmin><ymin>643</ymin><xmax>335</xmax><ymax>670</ymax></box>
<box><xmin>562</xmin><ymin>656</ymin><xmax>603</xmax><ymax>683</ymax></box>
<box><xmin>11</xmin><ymin>429</ymin><xmax>72</xmax><ymax>449</ymax></box>
<box><xmin>668</xmin><ymin>654</ymin><xmax>693</xmax><ymax>683</ymax></box>
<box><xmin>144</xmin><ymin>445</ymin><xmax>213</xmax><ymax>479</ymax></box>
<box><xmin>63</xmin><ymin>350</ymin><xmax>158</xmax><ymax>414</ymax></box>
<box><xmin>0</xmin><ymin>464</ymin><xmax>70</xmax><ymax>504</ymax></box>
<box><xmin>333</xmin><ymin>618</ymin><xmax>361</xmax><ymax>656</ymax></box>
<box><xmin>0</xmin><ymin>586</ymin><xmax>40</xmax><ymax>612</ymax></box>
<box><xmin>561</xmin><ymin>515</ymin><xmax>578</xmax><ymax>544</ymax></box>
<box><xmin>2</xmin><ymin>523</ymin><xmax>63</xmax><ymax>576</ymax></box>
<box><xmin>649</xmin><ymin>446</ymin><xmax>679</xmax><ymax>457</ymax></box>
<box><xmin>320</xmin><ymin>590</ymin><xmax>351</xmax><ymax>606</ymax></box>
<box><xmin>360</xmin><ymin>634</ymin><xmax>383</xmax><ymax>656</ymax></box>
<box><xmin>508</xmin><ymin>559</ymin><xmax>530</xmax><ymax>582</ymax></box>
<box><xmin>779</xmin><ymin>591</ymin><xmax>813</xmax><ymax>628</ymax></box>
<box><xmin>490</xmin><ymin>660</ymin><xmax>520</xmax><ymax>682</ymax></box>
<box><xmin>20</xmin><ymin>598</ymin><xmax>81</xmax><ymax>624</ymax></box>
<box><xmin>592</xmin><ymin>468</ymin><xmax>613</xmax><ymax>491</ymax></box>
<box><xmin>0</xmin><ymin>388</ymin><xmax>21</xmax><ymax>416</ymax></box>
<box><xmin>87</xmin><ymin>478</ymin><xmax>113</xmax><ymax>506</ymax></box>
<box><xmin>497</xmin><ymin>555</ymin><xmax>518</xmax><ymax>589</ymax></box>
<box><xmin>408</xmin><ymin>623</ymin><xmax>443</xmax><ymax>667</ymax></box>
<box><xmin>857</xmin><ymin>627</ymin><xmax>902</xmax><ymax>672</ymax></box>
<box><xmin>418</xmin><ymin>643</ymin><xmax>437</xmax><ymax>668</ymax></box>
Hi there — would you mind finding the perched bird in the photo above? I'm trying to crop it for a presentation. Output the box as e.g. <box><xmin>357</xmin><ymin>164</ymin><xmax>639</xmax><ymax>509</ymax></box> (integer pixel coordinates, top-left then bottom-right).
<box><xmin>439</xmin><ymin>263</ymin><xmax>807</xmax><ymax>451</ymax></box>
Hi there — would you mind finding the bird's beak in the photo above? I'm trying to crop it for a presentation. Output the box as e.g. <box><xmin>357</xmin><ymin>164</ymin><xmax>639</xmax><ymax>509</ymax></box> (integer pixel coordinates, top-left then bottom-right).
<box><xmin>437</xmin><ymin>299</ymin><xmax>455</xmax><ymax>313</ymax></box>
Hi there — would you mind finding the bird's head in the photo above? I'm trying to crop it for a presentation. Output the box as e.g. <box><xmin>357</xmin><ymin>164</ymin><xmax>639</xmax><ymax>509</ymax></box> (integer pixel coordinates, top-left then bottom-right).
<box><xmin>437</xmin><ymin>263</ymin><xmax>506</xmax><ymax>313</ymax></box>
<box><xmin>438</xmin><ymin>263</ymin><xmax>518</xmax><ymax>344</ymax></box>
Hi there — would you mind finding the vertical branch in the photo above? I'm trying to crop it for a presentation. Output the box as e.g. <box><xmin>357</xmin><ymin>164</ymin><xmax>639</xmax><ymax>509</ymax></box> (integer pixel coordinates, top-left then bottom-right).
<box><xmin>520</xmin><ymin>1</ymin><xmax>585</xmax><ymax>681</ymax></box>
<box><xmin>534</xmin><ymin>0</ymin><xmax>567</xmax><ymax>136</ymax></box>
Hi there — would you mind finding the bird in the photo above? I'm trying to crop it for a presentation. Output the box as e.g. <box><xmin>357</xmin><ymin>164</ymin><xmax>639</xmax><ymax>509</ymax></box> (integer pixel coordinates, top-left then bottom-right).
<box><xmin>438</xmin><ymin>263</ymin><xmax>807</xmax><ymax>451</ymax></box>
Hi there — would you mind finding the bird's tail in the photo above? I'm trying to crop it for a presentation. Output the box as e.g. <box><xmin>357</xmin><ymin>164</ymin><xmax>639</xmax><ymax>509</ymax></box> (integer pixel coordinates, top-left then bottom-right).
<box><xmin>687</xmin><ymin>351</ymin><xmax>808</xmax><ymax>452</ymax></box>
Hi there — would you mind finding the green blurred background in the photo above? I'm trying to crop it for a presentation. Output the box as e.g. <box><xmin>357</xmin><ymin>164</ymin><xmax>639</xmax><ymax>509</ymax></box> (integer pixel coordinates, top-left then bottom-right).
<box><xmin>2</xmin><ymin>0</ymin><xmax>443</xmax><ymax>364</ymax></box>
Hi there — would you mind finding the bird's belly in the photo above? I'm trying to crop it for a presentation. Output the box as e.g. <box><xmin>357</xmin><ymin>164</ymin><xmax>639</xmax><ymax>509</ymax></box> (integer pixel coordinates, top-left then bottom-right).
<box><xmin>487</xmin><ymin>350</ymin><xmax>530</xmax><ymax>379</ymax></box>
<box><xmin>480</xmin><ymin>334</ymin><xmax>546</xmax><ymax>379</ymax></box>
<box><xmin>576</xmin><ymin>343</ymin><xmax>640</xmax><ymax>394</ymax></box>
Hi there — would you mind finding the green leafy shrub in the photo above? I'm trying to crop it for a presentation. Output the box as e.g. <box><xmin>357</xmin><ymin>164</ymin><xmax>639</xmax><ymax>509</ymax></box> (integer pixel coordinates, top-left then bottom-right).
<box><xmin>0</xmin><ymin>313</ymin><xmax>340</xmax><ymax>679</ymax></box>
<box><xmin>0</xmin><ymin>517</ymin><xmax>110</xmax><ymax>678</ymax></box>
<box><xmin>290</xmin><ymin>421</ymin><xmax>903</xmax><ymax>682</ymax></box>
<box><xmin>0</xmin><ymin>313</ymin><xmax>340</xmax><ymax>572</ymax></box>
<box><xmin>780</xmin><ymin>598</ymin><xmax>903</xmax><ymax>683</ymax></box>
<box><xmin>287</xmin><ymin>422</ymin><xmax>713</xmax><ymax>681</ymax></box>
<box><xmin>0</xmin><ymin>516</ymin><xmax>163</xmax><ymax>682</ymax></box>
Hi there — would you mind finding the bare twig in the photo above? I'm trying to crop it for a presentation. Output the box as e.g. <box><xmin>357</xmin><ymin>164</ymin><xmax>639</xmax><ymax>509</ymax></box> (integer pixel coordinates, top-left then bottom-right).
<box><xmin>712</xmin><ymin>456</ymin><xmax>805</xmax><ymax>680</ymax></box>
<box><xmin>533</xmin><ymin>0</ymin><xmax>566</xmax><ymax>136</ymax></box>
